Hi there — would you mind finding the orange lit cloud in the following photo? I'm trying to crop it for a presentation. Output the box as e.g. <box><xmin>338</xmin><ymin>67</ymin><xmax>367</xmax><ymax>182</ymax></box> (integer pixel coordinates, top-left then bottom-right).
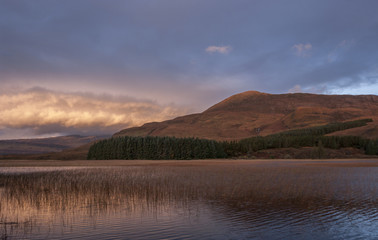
<box><xmin>0</xmin><ymin>88</ymin><xmax>189</xmax><ymax>137</ymax></box>
<box><xmin>205</xmin><ymin>45</ymin><xmax>232</xmax><ymax>54</ymax></box>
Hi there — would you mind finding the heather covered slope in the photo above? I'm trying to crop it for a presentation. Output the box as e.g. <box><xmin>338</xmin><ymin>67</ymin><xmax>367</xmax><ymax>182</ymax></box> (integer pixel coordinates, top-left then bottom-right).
<box><xmin>114</xmin><ymin>91</ymin><xmax>378</xmax><ymax>140</ymax></box>
<box><xmin>0</xmin><ymin>135</ymin><xmax>104</xmax><ymax>155</ymax></box>
<box><xmin>327</xmin><ymin>120</ymin><xmax>378</xmax><ymax>139</ymax></box>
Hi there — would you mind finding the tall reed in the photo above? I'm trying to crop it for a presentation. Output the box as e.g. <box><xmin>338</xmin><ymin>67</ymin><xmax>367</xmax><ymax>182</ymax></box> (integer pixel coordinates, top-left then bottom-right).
<box><xmin>0</xmin><ymin>164</ymin><xmax>376</xmax><ymax>238</ymax></box>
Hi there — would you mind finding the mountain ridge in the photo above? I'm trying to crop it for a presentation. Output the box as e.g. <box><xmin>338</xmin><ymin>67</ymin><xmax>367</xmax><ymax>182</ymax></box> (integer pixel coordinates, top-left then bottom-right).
<box><xmin>0</xmin><ymin>135</ymin><xmax>108</xmax><ymax>155</ymax></box>
<box><xmin>114</xmin><ymin>91</ymin><xmax>378</xmax><ymax>140</ymax></box>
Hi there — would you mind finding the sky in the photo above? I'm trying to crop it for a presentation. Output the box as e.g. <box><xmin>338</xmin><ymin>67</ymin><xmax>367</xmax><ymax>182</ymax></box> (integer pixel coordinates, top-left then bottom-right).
<box><xmin>1</xmin><ymin>0</ymin><xmax>378</xmax><ymax>139</ymax></box>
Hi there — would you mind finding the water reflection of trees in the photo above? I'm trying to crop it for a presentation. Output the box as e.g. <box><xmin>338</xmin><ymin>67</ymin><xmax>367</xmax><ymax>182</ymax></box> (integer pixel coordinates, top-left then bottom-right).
<box><xmin>0</xmin><ymin>165</ymin><xmax>376</xmax><ymax>239</ymax></box>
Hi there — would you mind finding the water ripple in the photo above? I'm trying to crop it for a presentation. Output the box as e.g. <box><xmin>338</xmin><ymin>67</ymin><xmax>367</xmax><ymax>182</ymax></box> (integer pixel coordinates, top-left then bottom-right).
<box><xmin>1</xmin><ymin>163</ymin><xmax>377</xmax><ymax>239</ymax></box>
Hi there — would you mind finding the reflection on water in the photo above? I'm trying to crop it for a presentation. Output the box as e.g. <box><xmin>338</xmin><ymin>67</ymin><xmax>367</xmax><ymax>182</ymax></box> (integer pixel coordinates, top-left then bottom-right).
<box><xmin>0</xmin><ymin>162</ymin><xmax>377</xmax><ymax>239</ymax></box>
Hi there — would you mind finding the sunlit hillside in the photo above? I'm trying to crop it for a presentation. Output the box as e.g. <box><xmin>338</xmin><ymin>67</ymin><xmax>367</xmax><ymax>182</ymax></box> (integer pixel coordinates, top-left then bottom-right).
<box><xmin>114</xmin><ymin>91</ymin><xmax>378</xmax><ymax>140</ymax></box>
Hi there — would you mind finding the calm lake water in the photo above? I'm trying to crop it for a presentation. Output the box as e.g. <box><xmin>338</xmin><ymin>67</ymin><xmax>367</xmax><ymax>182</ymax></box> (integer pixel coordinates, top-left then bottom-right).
<box><xmin>0</xmin><ymin>160</ymin><xmax>377</xmax><ymax>239</ymax></box>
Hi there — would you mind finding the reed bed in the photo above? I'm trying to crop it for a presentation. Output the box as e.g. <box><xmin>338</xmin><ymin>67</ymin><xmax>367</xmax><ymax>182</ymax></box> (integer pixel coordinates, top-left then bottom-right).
<box><xmin>0</xmin><ymin>164</ymin><xmax>376</xmax><ymax>238</ymax></box>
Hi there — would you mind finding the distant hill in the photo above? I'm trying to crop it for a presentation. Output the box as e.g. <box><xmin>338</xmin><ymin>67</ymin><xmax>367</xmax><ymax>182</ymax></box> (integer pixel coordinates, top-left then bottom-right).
<box><xmin>114</xmin><ymin>91</ymin><xmax>378</xmax><ymax>140</ymax></box>
<box><xmin>2</xmin><ymin>91</ymin><xmax>377</xmax><ymax>160</ymax></box>
<box><xmin>0</xmin><ymin>135</ymin><xmax>107</xmax><ymax>155</ymax></box>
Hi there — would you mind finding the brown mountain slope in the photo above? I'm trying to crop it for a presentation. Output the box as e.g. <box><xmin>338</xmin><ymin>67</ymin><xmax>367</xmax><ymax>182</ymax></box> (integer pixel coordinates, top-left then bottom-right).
<box><xmin>0</xmin><ymin>142</ymin><xmax>93</xmax><ymax>160</ymax></box>
<box><xmin>114</xmin><ymin>91</ymin><xmax>378</xmax><ymax>140</ymax></box>
<box><xmin>326</xmin><ymin>121</ymin><xmax>378</xmax><ymax>139</ymax></box>
<box><xmin>0</xmin><ymin>135</ymin><xmax>107</xmax><ymax>155</ymax></box>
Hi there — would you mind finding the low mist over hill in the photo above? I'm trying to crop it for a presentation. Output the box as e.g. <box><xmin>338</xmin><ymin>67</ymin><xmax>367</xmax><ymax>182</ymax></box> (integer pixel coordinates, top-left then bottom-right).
<box><xmin>114</xmin><ymin>91</ymin><xmax>378</xmax><ymax>140</ymax></box>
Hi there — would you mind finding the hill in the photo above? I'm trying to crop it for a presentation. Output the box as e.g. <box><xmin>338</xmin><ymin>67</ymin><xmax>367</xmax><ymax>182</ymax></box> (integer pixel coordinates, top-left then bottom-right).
<box><xmin>0</xmin><ymin>135</ymin><xmax>106</xmax><ymax>155</ymax></box>
<box><xmin>114</xmin><ymin>91</ymin><xmax>378</xmax><ymax>140</ymax></box>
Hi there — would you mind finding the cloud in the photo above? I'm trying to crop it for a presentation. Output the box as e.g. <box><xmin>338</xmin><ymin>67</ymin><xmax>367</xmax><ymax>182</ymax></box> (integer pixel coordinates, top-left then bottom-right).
<box><xmin>288</xmin><ymin>85</ymin><xmax>302</xmax><ymax>93</ymax></box>
<box><xmin>292</xmin><ymin>43</ymin><xmax>312</xmax><ymax>57</ymax></box>
<box><xmin>327</xmin><ymin>39</ymin><xmax>354</xmax><ymax>63</ymax></box>
<box><xmin>205</xmin><ymin>45</ymin><xmax>232</xmax><ymax>54</ymax></box>
<box><xmin>0</xmin><ymin>0</ymin><xmax>377</xmax><ymax>120</ymax></box>
<box><xmin>0</xmin><ymin>88</ymin><xmax>189</xmax><ymax>138</ymax></box>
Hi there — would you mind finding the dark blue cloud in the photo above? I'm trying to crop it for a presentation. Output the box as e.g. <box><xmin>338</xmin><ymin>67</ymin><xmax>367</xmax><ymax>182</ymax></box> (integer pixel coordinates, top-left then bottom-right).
<box><xmin>1</xmin><ymin>0</ymin><xmax>378</xmax><ymax>108</ymax></box>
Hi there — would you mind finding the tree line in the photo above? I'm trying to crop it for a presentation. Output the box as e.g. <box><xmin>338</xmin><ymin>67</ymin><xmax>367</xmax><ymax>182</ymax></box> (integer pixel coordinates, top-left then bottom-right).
<box><xmin>226</xmin><ymin>119</ymin><xmax>377</xmax><ymax>156</ymax></box>
<box><xmin>87</xmin><ymin>119</ymin><xmax>377</xmax><ymax>159</ymax></box>
<box><xmin>87</xmin><ymin>136</ymin><xmax>227</xmax><ymax>160</ymax></box>
<box><xmin>227</xmin><ymin>135</ymin><xmax>377</xmax><ymax>156</ymax></box>
<box><xmin>268</xmin><ymin>118</ymin><xmax>372</xmax><ymax>137</ymax></box>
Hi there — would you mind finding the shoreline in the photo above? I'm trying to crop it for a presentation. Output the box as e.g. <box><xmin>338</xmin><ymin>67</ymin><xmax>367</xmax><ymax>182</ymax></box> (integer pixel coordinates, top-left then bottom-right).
<box><xmin>0</xmin><ymin>158</ymin><xmax>377</xmax><ymax>168</ymax></box>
